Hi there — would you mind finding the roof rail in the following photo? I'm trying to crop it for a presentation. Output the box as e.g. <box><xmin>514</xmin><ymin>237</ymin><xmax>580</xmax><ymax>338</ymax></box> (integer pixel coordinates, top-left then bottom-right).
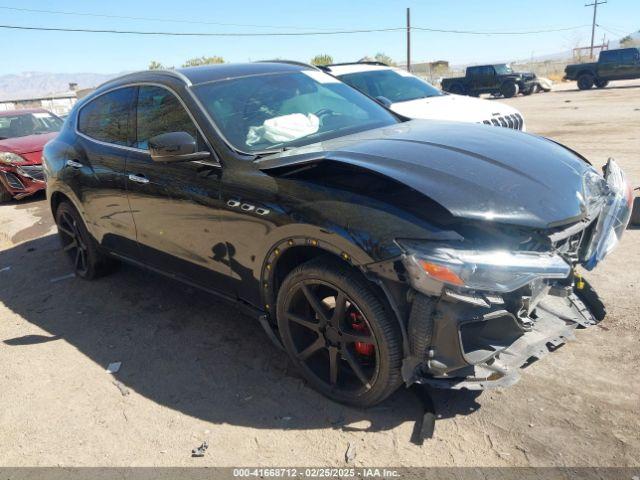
<box><xmin>95</xmin><ymin>69</ymin><xmax>193</xmax><ymax>89</ymax></box>
<box><xmin>256</xmin><ymin>60</ymin><xmax>320</xmax><ymax>70</ymax></box>
<box><xmin>323</xmin><ymin>61</ymin><xmax>390</xmax><ymax>69</ymax></box>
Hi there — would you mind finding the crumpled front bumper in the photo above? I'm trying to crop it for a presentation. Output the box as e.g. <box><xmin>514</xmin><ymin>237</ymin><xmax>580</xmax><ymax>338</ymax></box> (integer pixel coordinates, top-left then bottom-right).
<box><xmin>0</xmin><ymin>164</ymin><xmax>45</xmax><ymax>199</ymax></box>
<box><xmin>405</xmin><ymin>288</ymin><xmax>599</xmax><ymax>390</ymax></box>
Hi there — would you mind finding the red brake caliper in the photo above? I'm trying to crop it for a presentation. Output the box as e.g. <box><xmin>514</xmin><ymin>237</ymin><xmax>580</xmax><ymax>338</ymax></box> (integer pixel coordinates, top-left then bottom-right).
<box><xmin>349</xmin><ymin>312</ymin><xmax>374</xmax><ymax>357</ymax></box>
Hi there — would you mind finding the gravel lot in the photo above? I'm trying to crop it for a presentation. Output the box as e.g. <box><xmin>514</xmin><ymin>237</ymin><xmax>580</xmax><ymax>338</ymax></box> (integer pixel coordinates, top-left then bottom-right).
<box><xmin>0</xmin><ymin>79</ymin><xmax>639</xmax><ymax>468</ymax></box>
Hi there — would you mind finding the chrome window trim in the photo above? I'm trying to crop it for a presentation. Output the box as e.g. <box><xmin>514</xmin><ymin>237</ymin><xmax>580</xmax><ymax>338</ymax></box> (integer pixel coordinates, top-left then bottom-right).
<box><xmin>75</xmin><ymin>82</ymin><xmax>221</xmax><ymax>166</ymax></box>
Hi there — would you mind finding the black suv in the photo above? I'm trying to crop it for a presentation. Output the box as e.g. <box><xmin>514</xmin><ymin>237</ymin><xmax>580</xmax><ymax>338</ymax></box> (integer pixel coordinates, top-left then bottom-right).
<box><xmin>43</xmin><ymin>62</ymin><xmax>633</xmax><ymax>407</ymax></box>
<box><xmin>565</xmin><ymin>48</ymin><xmax>640</xmax><ymax>90</ymax></box>
<box><xmin>442</xmin><ymin>64</ymin><xmax>538</xmax><ymax>98</ymax></box>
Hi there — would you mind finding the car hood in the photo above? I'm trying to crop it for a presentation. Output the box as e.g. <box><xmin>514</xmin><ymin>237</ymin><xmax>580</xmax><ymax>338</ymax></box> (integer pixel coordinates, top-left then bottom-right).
<box><xmin>0</xmin><ymin>132</ymin><xmax>58</xmax><ymax>155</ymax></box>
<box><xmin>257</xmin><ymin>120</ymin><xmax>595</xmax><ymax>229</ymax></box>
<box><xmin>390</xmin><ymin>94</ymin><xmax>521</xmax><ymax>124</ymax></box>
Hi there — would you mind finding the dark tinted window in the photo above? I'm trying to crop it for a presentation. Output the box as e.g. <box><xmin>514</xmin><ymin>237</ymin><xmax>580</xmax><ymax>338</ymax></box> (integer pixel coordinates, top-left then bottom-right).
<box><xmin>135</xmin><ymin>86</ymin><xmax>198</xmax><ymax>150</ymax></box>
<box><xmin>467</xmin><ymin>67</ymin><xmax>481</xmax><ymax>76</ymax></box>
<box><xmin>621</xmin><ymin>49</ymin><xmax>639</xmax><ymax>63</ymax></box>
<box><xmin>78</xmin><ymin>87</ymin><xmax>134</xmax><ymax>145</ymax></box>
<box><xmin>599</xmin><ymin>50</ymin><xmax>620</xmax><ymax>63</ymax></box>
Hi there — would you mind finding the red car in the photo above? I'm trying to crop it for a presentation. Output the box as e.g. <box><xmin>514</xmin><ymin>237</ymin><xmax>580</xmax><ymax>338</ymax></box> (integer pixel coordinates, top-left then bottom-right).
<box><xmin>0</xmin><ymin>109</ymin><xmax>63</xmax><ymax>202</ymax></box>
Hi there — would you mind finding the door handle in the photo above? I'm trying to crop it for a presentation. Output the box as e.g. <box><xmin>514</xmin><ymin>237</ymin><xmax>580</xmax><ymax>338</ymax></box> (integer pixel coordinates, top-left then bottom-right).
<box><xmin>128</xmin><ymin>174</ymin><xmax>149</xmax><ymax>185</ymax></box>
<box><xmin>66</xmin><ymin>159</ymin><xmax>83</xmax><ymax>169</ymax></box>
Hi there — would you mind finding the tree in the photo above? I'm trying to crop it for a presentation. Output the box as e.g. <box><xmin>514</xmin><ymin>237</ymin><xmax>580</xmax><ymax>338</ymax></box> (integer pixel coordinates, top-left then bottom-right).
<box><xmin>148</xmin><ymin>61</ymin><xmax>165</xmax><ymax>70</ymax></box>
<box><xmin>310</xmin><ymin>54</ymin><xmax>333</xmax><ymax>66</ymax></box>
<box><xmin>181</xmin><ymin>56</ymin><xmax>225</xmax><ymax>67</ymax></box>
<box><xmin>374</xmin><ymin>52</ymin><xmax>396</xmax><ymax>66</ymax></box>
<box><xmin>620</xmin><ymin>32</ymin><xmax>640</xmax><ymax>47</ymax></box>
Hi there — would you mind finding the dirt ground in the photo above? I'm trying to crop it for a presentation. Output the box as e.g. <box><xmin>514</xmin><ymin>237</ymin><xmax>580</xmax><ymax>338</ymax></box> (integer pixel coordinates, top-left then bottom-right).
<box><xmin>0</xmin><ymin>79</ymin><xmax>639</xmax><ymax>468</ymax></box>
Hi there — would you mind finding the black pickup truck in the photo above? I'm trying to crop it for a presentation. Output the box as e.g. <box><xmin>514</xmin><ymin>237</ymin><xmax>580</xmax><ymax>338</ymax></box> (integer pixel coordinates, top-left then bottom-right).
<box><xmin>441</xmin><ymin>64</ymin><xmax>538</xmax><ymax>98</ymax></box>
<box><xmin>565</xmin><ymin>47</ymin><xmax>640</xmax><ymax>90</ymax></box>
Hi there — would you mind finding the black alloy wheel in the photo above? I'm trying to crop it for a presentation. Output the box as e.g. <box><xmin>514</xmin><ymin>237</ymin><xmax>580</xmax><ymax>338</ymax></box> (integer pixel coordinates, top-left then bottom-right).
<box><xmin>55</xmin><ymin>201</ymin><xmax>115</xmax><ymax>279</ymax></box>
<box><xmin>277</xmin><ymin>258</ymin><xmax>402</xmax><ymax>407</ymax></box>
<box><xmin>57</xmin><ymin>208</ymin><xmax>89</xmax><ymax>276</ymax></box>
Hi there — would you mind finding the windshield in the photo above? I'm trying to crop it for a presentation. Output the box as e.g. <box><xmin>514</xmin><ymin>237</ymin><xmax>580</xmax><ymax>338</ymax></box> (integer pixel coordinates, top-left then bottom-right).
<box><xmin>338</xmin><ymin>69</ymin><xmax>443</xmax><ymax>104</ymax></box>
<box><xmin>0</xmin><ymin>112</ymin><xmax>63</xmax><ymax>140</ymax></box>
<box><xmin>494</xmin><ymin>64</ymin><xmax>513</xmax><ymax>75</ymax></box>
<box><xmin>192</xmin><ymin>70</ymin><xmax>398</xmax><ymax>154</ymax></box>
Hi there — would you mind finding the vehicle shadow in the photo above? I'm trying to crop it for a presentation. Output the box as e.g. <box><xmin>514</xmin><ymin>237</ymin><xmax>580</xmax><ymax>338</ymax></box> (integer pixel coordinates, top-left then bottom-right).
<box><xmin>0</xmin><ymin>234</ymin><xmax>482</xmax><ymax>434</ymax></box>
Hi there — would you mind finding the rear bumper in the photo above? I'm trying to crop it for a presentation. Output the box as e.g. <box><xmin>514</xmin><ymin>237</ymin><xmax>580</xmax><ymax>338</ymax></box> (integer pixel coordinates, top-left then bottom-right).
<box><xmin>0</xmin><ymin>164</ymin><xmax>46</xmax><ymax>199</ymax></box>
<box><xmin>404</xmin><ymin>288</ymin><xmax>598</xmax><ymax>390</ymax></box>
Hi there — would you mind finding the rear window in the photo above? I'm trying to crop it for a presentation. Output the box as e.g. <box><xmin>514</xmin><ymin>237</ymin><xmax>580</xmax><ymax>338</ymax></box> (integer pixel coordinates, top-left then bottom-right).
<box><xmin>599</xmin><ymin>50</ymin><xmax>620</xmax><ymax>63</ymax></box>
<box><xmin>78</xmin><ymin>87</ymin><xmax>135</xmax><ymax>146</ymax></box>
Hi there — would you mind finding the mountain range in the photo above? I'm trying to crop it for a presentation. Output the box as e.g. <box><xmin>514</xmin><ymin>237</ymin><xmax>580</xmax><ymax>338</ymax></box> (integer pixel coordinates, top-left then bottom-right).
<box><xmin>0</xmin><ymin>72</ymin><xmax>124</xmax><ymax>102</ymax></box>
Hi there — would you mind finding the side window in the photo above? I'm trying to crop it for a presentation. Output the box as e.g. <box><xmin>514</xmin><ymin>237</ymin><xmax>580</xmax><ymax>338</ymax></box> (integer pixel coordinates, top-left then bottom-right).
<box><xmin>135</xmin><ymin>86</ymin><xmax>198</xmax><ymax>150</ymax></box>
<box><xmin>78</xmin><ymin>87</ymin><xmax>135</xmax><ymax>146</ymax></box>
<box><xmin>483</xmin><ymin>66</ymin><xmax>495</xmax><ymax>76</ymax></box>
<box><xmin>467</xmin><ymin>67</ymin><xmax>479</xmax><ymax>76</ymax></box>
<box><xmin>600</xmin><ymin>51</ymin><xmax>619</xmax><ymax>63</ymax></box>
<box><xmin>621</xmin><ymin>49</ymin><xmax>638</xmax><ymax>64</ymax></box>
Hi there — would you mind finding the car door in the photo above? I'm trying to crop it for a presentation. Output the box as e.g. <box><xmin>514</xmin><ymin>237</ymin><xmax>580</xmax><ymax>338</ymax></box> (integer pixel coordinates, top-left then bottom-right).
<box><xmin>74</xmin><ymin>86</ymin><xmax>139</xmax><ymax>257</ymax></box>
<box><xmin>597</xmin><ymin>50</ymin><xmax>619</xmax><ymax>80</ymax></box>
<box><xmin>620</xmin><ymin>49</ymin><xmax>640</xmax><ymax>78</ymax></box>
<box><xmin>125</xmin><ymin>84</ymin><xmax>233</xmax><ymax>295</ymax></box>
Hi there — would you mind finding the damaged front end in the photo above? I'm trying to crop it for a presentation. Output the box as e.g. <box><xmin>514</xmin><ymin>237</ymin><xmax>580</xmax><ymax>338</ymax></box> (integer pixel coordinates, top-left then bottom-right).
<box><xmin>399</xmin><ymin>159</ymin><xmax>633</xmax><ymax>389</ymax></box>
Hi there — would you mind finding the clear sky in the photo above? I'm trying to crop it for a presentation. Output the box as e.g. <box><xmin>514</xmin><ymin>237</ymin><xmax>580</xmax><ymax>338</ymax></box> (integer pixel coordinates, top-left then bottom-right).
<box><xmin>2</xmin><ymin>0</ymin><xmax>639</xmax><ymax>74</ymax></box>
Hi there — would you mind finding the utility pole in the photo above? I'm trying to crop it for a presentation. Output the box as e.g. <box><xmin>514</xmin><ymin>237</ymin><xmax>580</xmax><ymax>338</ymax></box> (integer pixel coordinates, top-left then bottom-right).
<box><xmin>585</xmin><ymin>0</ymin><xmax>606</xmax><ymax>59</ymax></box>
<box><xmin>406</xmin><ymin>7</ymin><xmax>411</xmax><ymax>72</ymax></box>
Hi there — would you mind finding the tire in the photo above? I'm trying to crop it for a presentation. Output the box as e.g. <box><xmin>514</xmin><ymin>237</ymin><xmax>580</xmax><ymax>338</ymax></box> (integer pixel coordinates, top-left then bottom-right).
<box><xmin>500</xmin><ymin>81</ymin><xmax>519</xmax><ymax>98</ymax></box>
<box><xmin>522</xmin><ymin>86</ymin><xmax>534</xmax><ymax>96</ymax></box>
<box><xmin>0</xmin><ymin>181</ymin><xmax>13</xmax><ymax>203</ymax></box>
<box><xmin>595</xmin><ymin>79</ymin><xmax>609</xmax><ymax>89</ymax></box>
<box><xmin>630</xmin><ymin>196</ymin><xmax>640</xmax><ymax>227</ymax></box>
<box><xmin>54</xmin><ymin>201</ymin><xmax>116</xmax><ymax>279</ymax></box>
<box><xmin>407</xmin><ymin>294</ymin><xmax>435</xmax><ymax>361</ymax></box>
<box><xmin>276</xmin><ymin>257</ymin><xmax>403</xmax><ymax>407</ymax></box>
<box><xmin>577</xmin><ymin>73</ymin><xmax>594</xmax><ymax>90</ymax></box>
<box><xmin>448</xmin><ymin>84</ymin><xmax>465</xmax><ymax>95</ymax></box>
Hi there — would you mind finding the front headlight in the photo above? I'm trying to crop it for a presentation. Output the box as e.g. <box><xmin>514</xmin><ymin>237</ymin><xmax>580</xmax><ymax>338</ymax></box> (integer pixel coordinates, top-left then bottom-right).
<box><xmin>399</xmin><ymin>240</ymin><xmax>571</xmax><ymax>295</ymax></box>
<box><xmin>0</xmin><ymin>152</ymin><xmax>24</xmax><ymax>164</ymax></box>
<box><xmin>582</xmin><ymin>159</ymin><xmax>633</xmax><ymax>269</ymax></box>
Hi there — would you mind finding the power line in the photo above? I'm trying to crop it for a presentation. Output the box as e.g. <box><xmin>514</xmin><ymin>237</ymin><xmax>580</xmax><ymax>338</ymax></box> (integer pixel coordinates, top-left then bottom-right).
<box><xmin>0</xmin><ymin>23</ymin><xmax>592</xmax><ymax>38</ymax></box>
<box><xmin>412</xmin><ymin>25</ymin><xmax>592</xmax><ymax>35</ymax></box>
<box><xmin>597</xmin><ymin>24</ymin><xmax>627</xmax><ymax>37</ymax></box>
<box><xmin>0</xmin><ymin>5</ymin><xmax>336</xmax><ymax>30</ymax></box>
<box><xmin>0</xmin><ymin>24</ymin><xmax>405</xmax><ymax>36</ymax></box>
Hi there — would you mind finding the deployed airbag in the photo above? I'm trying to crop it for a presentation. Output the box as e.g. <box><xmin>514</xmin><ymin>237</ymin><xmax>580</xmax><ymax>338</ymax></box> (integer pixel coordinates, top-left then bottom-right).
<box><xmin>246</xmin><ymin>113</ymin><xmax>319</xmax><ymax>146</ymax></box>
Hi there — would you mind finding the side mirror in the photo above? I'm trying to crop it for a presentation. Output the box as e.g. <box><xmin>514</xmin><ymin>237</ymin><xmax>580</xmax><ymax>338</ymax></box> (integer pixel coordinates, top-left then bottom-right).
<box><xmin>148</xmin><ymin>131</ymin><xmax>210</xmax><ymax>163</ymax></box>
<box><xmin>375</xmin><ymin>96</ymin><xmax>393</xmax><ymax>107</ymax></box>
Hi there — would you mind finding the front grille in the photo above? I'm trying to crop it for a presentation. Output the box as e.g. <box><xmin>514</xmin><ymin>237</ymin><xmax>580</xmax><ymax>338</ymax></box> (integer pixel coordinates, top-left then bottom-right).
<box><xmin>482</xmin><ymin>113</ymin><xmax>524</xmax><ymax>131</ymax></box>
<box><xmin>2</xmin><ymin>172</ymin><xmax>24</xmax><ymax>190</ymax></box>
<box><xmin>18</xmin><ymin>165</ymin><xmax>45</xmax><ymax>181</ymax></box>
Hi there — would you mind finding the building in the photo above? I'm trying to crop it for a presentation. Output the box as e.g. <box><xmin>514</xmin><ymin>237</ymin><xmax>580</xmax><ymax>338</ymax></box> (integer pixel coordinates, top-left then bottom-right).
<box><xmin>0</xmin><ymin>83</ymin><xmax>92</xmax><ymax>116</ymax></box>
